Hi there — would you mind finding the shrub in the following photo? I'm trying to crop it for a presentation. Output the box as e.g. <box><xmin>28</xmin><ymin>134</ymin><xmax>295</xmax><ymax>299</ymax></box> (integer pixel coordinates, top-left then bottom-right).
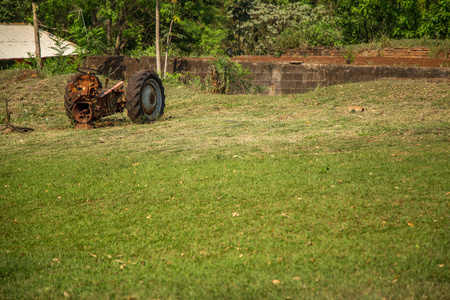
<box><xmin>207</xmin><ymin>57</ymin><xmax>252</xmax><ymax>94</ymax></box>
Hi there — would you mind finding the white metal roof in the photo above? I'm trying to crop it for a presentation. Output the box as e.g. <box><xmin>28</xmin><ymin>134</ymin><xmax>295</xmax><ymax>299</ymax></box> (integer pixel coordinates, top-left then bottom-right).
<box><xmin>0</xmin><ymin>23</ymin><xmax>78</xmax><ymax>60</ymax></box>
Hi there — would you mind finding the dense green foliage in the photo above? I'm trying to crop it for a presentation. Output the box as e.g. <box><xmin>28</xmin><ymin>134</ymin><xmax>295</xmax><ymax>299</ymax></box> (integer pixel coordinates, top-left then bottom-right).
<box><xmin>2</xmin><ymin>0</ymin><xmax>449</xmax><ymax>56</ymax></box>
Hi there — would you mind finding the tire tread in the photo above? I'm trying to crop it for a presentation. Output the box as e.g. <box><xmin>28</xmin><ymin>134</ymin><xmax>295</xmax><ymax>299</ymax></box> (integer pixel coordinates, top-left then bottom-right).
<box><xmin>125</xmin><ymin>71</ymin><xmax>165</xmax><ymax>122</ymax></box>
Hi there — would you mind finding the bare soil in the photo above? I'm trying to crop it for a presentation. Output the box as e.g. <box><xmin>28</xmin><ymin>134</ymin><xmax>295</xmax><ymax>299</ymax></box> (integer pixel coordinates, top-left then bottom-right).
<box><xmin>233</xmin><ymin>55</ymin><xmax>449</xmax><ymax>68</ymax></box>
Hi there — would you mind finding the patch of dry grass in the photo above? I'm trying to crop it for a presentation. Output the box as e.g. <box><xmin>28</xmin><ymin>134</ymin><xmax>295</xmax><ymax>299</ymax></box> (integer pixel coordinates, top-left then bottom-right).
<box><xmin>1</xmin><ymin>71</ymin><xmax>449</xmax><ymax>158</ymax></box>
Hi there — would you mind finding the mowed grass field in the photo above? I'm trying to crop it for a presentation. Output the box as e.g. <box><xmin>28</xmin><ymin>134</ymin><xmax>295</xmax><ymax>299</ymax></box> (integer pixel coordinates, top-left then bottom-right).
<box><xmin>0</xmin><ymin>69</ymin><xmax>449</xmax><ymax>299</ymax></box>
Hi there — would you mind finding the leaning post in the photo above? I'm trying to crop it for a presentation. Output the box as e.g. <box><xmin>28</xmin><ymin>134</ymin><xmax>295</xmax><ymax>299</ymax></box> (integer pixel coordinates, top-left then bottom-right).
<box><xmin>32</xmin><ymin>2</ymin><xmax>43</xmax><ymax>71</ymax></box>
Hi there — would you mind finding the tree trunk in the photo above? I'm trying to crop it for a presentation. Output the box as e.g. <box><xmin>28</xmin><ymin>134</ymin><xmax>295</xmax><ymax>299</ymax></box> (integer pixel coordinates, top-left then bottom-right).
<box><xmin>113</xmin><ymin>7</ymin><xmax>127</xmax><ymax>55</ymax></box>
<box><xmin>32</xmin><ymin>3</ymin><xmax>43</xmax><ymax>71</ymax></box>
<box><xmin>363</xmin><ymin>18</ymin><xmax>369</xmax><ymax>43</ymax></box>
<box><xmin>164</xmin><ymin>18</ymin><xmax>174</xmax><ymax>77</ymax></box>
<box><xmin>114</xmin><ymin>34</ymin><xmax>122</xmax><ymax>55</ymax></box>
<box><xmin>106</xmin><ymin>18</ymin><xmax>112</xmax><ymax>44</ymax></box>
<box><xmin>156</xmin><ymin>0</ymin><xmax>161</xmax><ymax>74</ymax></box>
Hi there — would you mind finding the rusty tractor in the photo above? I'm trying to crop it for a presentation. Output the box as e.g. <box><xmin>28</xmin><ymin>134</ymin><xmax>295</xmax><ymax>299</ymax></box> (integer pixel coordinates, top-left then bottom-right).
<box><xmin>64</xmin><ymin>68</ymin><xmax>165</xmax><ymax>125</ymax></box>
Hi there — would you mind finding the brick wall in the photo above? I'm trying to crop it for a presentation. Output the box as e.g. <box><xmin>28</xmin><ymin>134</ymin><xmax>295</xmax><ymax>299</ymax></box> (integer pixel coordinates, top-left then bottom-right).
<box><xmin>284</xmin><ymin>47</ymin><xmax>443</xmax><ymax>59</ymax></box>
<box><xmin>84</xmin><ymin>55</ymin><xmax>450</xmax><ymax>95</ymax></box>
<box><xmin>243</xmin><ymin>62</ymin><xmax>450</xmax><ymax>95</ymax></box>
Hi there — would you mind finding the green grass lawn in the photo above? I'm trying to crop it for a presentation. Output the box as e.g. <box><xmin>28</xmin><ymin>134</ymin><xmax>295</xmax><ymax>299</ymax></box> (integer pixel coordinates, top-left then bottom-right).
<box><xmin>0</xmin><ymin>70</ymin><xmax>449</xmax><ymax>299</ymax></box>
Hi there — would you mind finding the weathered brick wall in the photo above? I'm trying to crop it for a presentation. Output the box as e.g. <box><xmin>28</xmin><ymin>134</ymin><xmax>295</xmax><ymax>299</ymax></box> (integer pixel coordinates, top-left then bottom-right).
<box><xmin>359</xmin><ymin>47</ymin><xmax>449</xmax><ymax>59</ymax></box>
<box><xmin>84</xmin><ymin>55</ymin><xmax>450</xmax><ymax>95</ymax></box>
<box><xmin>84</xmin><ymin>56</ymin><xmax>210</xmax><ymax>80</ymax></box>
<box><xmin>246</xmin><ymin>62</ymin><xmax>450</xmax><ymax>95</ymax></box>
<box><xmin>284</xmin><ymin>47</ymin><xmax>441</xmax><ymax>59</ymax></box>
<box><xmin>284</xmin><ymin>47</ymin><xmax>342</xmax><ymax>57</ymax></box>
<box><xmin>370</xmin><ymin>47</ymin><xmax>431</xmax><ymax>58</ymax></box>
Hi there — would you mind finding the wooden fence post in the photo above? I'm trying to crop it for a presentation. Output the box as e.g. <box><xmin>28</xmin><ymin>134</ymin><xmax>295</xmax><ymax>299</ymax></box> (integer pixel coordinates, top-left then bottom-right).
<box><xmin>32</xmin><ymin>2</ymin><xmax>43</xmax><ymax>71</ymax></box>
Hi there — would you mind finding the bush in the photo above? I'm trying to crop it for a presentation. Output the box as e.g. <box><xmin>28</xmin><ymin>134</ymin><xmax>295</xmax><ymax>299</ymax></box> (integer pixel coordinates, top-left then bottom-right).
<box><xmin>161</xmin><ymin>72</ymin><xmax>183</xmax><ymax>86</ymax></box>
<box><xmin>206</xmin><ymin>57</ymin><xmax>252</xmax><ymax>94</ymax></box>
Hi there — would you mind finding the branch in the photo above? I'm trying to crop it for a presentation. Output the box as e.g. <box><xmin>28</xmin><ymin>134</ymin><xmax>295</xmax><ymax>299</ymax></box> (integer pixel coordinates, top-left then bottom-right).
<box><xmin>38</xmin><ymin>21</ymin><xmax>70</xmax><ymax>33</ymax></box>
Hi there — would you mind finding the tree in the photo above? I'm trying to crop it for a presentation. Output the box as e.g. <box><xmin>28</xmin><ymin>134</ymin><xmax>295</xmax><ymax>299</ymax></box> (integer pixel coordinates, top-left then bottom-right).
<box><xmin>419</xmin><ymin>0</ymin><xmax>450</xmax><ymax>39</ymax></box>
<box><xmin>156</xmin><ymin>0</ymin><xmax>161</xmax><ymax>73</ymax></box>
<box><xmin>0</xmin><ymin>0</ymin><xmax>448</xmax><ymax>59</ymax></box>
<box><xmin>164</xmin><ymin>1</ymin><xmax>180</xmax><ymax>76</ymax></box>
<box><xmin>227</xmin><ymin>0</ymin><xmax>253</xmax><ymax>55</ymax></box>
<box><xmin>0</xmin><ymin>0</ymin><xmax>32</xmax><ymax>23</ymax></box>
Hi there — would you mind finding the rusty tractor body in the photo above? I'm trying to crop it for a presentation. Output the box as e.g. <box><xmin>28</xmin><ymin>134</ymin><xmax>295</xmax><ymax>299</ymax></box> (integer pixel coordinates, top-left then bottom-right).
<box><xmin>64</xmin><ymin>68</ymin><xmax>165</xmax><ymax>125</ymax></box>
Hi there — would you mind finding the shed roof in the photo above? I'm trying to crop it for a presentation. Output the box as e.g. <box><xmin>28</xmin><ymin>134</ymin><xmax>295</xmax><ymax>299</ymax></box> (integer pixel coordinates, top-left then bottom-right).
<box><xmin>0</xmin><ymin>23</ymin><xmax>77</xmax><ymax>60</ymax></box>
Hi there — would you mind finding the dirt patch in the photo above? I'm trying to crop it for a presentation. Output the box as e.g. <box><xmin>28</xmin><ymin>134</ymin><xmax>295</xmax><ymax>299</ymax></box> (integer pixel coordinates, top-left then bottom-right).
<box><xmin>233</xmin><ymin>55</ymin><xmax>449</xmax><ymax>68</ymax></box>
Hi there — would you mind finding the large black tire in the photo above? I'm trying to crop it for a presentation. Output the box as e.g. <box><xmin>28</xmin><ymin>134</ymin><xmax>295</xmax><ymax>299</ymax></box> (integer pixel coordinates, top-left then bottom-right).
<box><xmin>64</xmin><ymin>74</ymin><xmax>80</xmax><ymax>120</ymax></box>
<box><xmin>64</xmin><ymin>73</ymin><xmax>103</xmax><ymax>121</ymax></box>
<box><xmin>125</xmin><ymin>70</ymin><xmax>165</xmax><ymax>123</ymax></box>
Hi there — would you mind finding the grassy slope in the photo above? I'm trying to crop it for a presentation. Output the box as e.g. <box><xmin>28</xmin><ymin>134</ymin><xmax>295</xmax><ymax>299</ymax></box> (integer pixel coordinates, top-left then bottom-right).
<box><xmin>0</xmin><ymin>70</ymin><xmax>449</xmax><ymax>299</ymax></box>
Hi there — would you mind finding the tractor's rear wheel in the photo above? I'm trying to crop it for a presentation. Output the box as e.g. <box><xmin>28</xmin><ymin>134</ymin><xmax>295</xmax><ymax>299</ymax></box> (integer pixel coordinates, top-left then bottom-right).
<box><xmin>64</xmin><ymin>74</ymin><xmax>80</xmax><ymax>120</ymax></box>
<box><xmin>125</xmin><ymin>71</ymin><xmax>165</xmax><ymax>122</ymax></box>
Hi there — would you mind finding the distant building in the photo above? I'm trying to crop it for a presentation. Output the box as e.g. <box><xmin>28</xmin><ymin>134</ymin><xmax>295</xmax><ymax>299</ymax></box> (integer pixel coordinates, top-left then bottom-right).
<box><xmin>0</xmin><ymin>23</ymin><xmax>77</xmax><ymax>67</ymax></box>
